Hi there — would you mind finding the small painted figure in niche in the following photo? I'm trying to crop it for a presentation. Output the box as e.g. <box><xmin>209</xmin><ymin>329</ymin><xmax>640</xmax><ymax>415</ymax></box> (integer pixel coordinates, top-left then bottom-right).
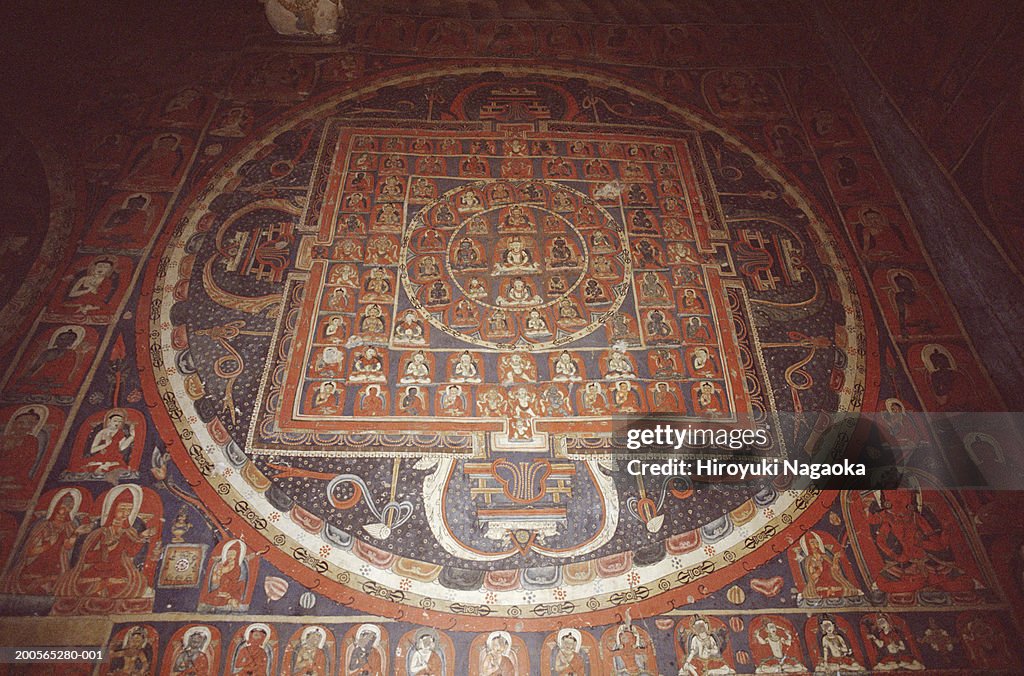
<box><xmin>583</xmin><ymin>158</ymin><xmax>611</xmax><ymax>179</ymax></box>
<box><xmin>631</xmin><ymin>210</ymin><xmax>654</xmax><ymax>233</ymax></box>
<box><xmin>524</xmin><ymin>308</ymin><xmax>551</xmax><ymax>337</ymax></box>
<box><xmin>583</xmin><ymin>279</ymin><xmax>609</xmax><ymax>304</ymax></box>
<box><xmin>679</xmin><ymin>617</ymin><xmax>734</xmax><ymax>676</ymax></box>
<box><xmin>490</xmin><ymin>182</ymin><xmax>513</xmax><ymax>202</ymax></box>
<box><xmin>450</xmin><ymin>351</ymin><xmax>482</xmax><ymax>383</ymax></box>
<box><xmin>71</xmin><ymin>409</ymin><xmax>139</xmax><ymax>474</ymax></box>
<box><xmin>6</xmin><ymin>488</ymin><xmax>90</xmax><ymax>594</ymax></box>
<box><xmin>921</xmin><ymin>344</ymin><xmax>962</xmax><ymax>406</ymax></box>
<box><xmin>547</xmin><ymin>236</ymin><xmax>580</xmax><ymax>269</ymax></box>
<box><xmin>591</xmin><ymin>256</ymin><xmax>617</xmax><ymax>279</ymax></box>
<box><xmin>590</xmin><ymin>228</ymin><xmax>614</xmax><ymax>252</ymax></box>
<box><xmin>639</xmin><ymin>272</ymin><xmax>669</xmax><ymax>305</ymax></box>
<box><xmin>122</xmin><ymin>134</ymin><xmax>185</xmax><ymax>189</ymax></box>
<box><xmin>355</xmin><ymin>385</ymin><xmax>387</xmax><ymax>416</ymax></box>
<box><xmin>667</xmin><ymin>242</ymin><xmax>699</xmax><ymax>264</ymax></box>
<box><xmin>379</xmin><ymin>175</ymin><xmax>404</xmax><ymax>200</ymax></box>
<box><xmin>411</xmin><ymin>177</ymin><xmax>435</xmax><ymax>200</ymax></box>
<box><xmin>346</xmin><ymin>192</ymin><xmax>368</xmax><ymax>210</ymax></box>
<box><xmin>499</xmin><ymin>353</ymin><xmax>536</xmax><ymax>384</ymax></box>
<box><xmin>452</xmin><ymin>237</ymin><xmax>485</xmax><ymax>270</ymax></box>
<box><xmin>645</xmin><ymin>309</ymin><xmax>672</xmax><ymax>339</ymax></box>
<box><xmin>633</xmin><ymin>239</ymin><xmax>661</xmax><ymax>267</ymax></box>
<box><xmin>438</xmin><ymin>384</ymin><xmax>468</xmax><ymax>416</ymax></box>
<box><xmin>547</xmin><ymin>275</ymin><xmax>569</xmax><ymax>294</ymax></box>
<box><xmin>329</xmin><ymin>263</ymin><xmax>359</xmax><ymax>286</ymax></box>
<box><xmin>306</xmin><ymin>381</ymin><xmax>342</xmax><ymax>414</ymax></box>
<box><xmin>19</xmin><ymin>325</ymin><xmax>92</xmax><ymax>393</ymax></box>
<box><xmin>452</xmin><ymin>298</ymin><xmax>481</xmax><ymax>326</ymax></box>
<box><xmin>375</xmin><ymin>203</ymin><xmax>402</xmax><ymax>229</ymax></box>
<box><xmin>459</xmin><ymin>190</ymin><xmax>482</xmax><ymax>211</ymax></box>
<box><xmin>325</xmin><ymin>287</ymin><xmax>352</xmax><ymax>312</ymax></box>
<box><xmin>61</xmin><ymin>257</ymin><xmax>120</xmax><ymax>313</ymax></box>
<box><xmin>311</xmin><ymin>346</ymin><xmax>346</xmax><ymax>378</ymax></box>
<box><xmin>556</xmin><ymin>298</ymin><xmax>587</xmax><ymax>327</ymax></box>
<box><xmin>627</xmin><ymin>184</ymin><xmax>651</xmax><ymax>206</ymax></box>
<box><xmin>358</xmin><ymin>304</ymin><xmax>386</xmax><ymax>337</ymax></box>
<box><xmin>487</xmin><ymin>309</ymin><xmax>513</xmax><ymax>337</ymax></box>
<box><xmin>749</xmin><ymin>617</ymin><xmax>805</xmax><ymax>673</ymax></box>
<box><xmin>650</xmin><ymin>349</ymin><xmax>681</xmax><ymax>378</ymax></box>
<box><xmin>546</xmin><ymin>156</ymin><xmax>572</xmax><ymax>177</ymax></box>
<box><xmin>608</xmin><ymin>313</ymin><xmax>638</xmax><ymax>344</ymax></box>
<box><xmin>477</xmin><ymin>388</ymin><xmax>508</xmax><ymax>418</ymax></box>
<box><xmin>610</xmin><ymin>381</ymin><xmax>642</xmax><ymax>414</ymax></box>
<box><xmin>552</xmin><ymin>351</ymin><xmax>582</xmax><ymax>382</ymax></box>
<box><xmin>650</xmin><ymin>381</ymin><xmax>683</xmax><ymax>413</ymax></box>
<box><xmin>366</xmin><ymin>235</ymin><xmax>397</xmax><ymax>264</ymax></box>
<box><xmin>363</xmin><ymin>267</ymin><xmax>392</xmax><ymax>300</ymax></box>
<box><xmin>426</xmin><ymin>280</ymin><xmax>452</xmax><ymax>306</ymax></box>
<box><xmin>406</xmin><ymin>630</ymin><xmax>445</xmax><ymax>676</ymax></box>
<box><xmin>580</xmin><ymin>382</ymin><xmax>608</xmax><ymax>415</ymax></box>
<box><xmin>350</xmin><ymin>347</ymin><xmax>386</xmax><ymax>383</ymax></box>
<box><xmin>400</xmin><ymin>350</ymin><xmax>431</xmax><ymax>384</ymax></box>
<box><xmin>663</xmin><ymin>196</ymin><xmax>683</xmax><ymax>213</ymax></box>
<box><xmin>399</xmin><ymin>386</ymin><xmax>426</xmax><ymax>416</ymax></box>
<box><xmin>551</xmin><ymin>629</ymin><xmax>587</xmax><ymax>675</ymax></box>
<box><xmin>479</xmin><ymin>631</ymin><xmax>518</xmax><ymax>676</ymax></box>
<box><xmin>107</xmin><ymin>625</ymin><xmax>156</xmax><ymax>676</ymax></box>
<box><xmin>502</xmin><ymin>204</ymin><xmax>532</xmax><ymax>231</ymax></box>
<box><xmin>465</xmin><ymin>277</ymin><xmax>488</xmax><ymax>299</ymax></box>
<box><xmin>348</xmin><ymin>171</ymin><xmax>371</xmax><ymax>191</ymax></box>
<box><xmin>394</xmin><ymin>310</ymin><xmax>427</xmax><ymax>345</ymax></box>
<box><xmin>689</xmin><ymin>348</ymin><xmax>718</xmax><ymax>378</ymax></box>
<box><xmin>497</xmin><ymin>277</ymin><xmax>542</xmax><ymax>307</ymax></box>
<box><xmin>284</xmin><ymin>626</ymin><xmax>330</xmax><ymax>676</ymax></box>
<box><xmin>99</xmin><ymin>193</ymin><xmax>153</xmax><ymax>239</ymax></box>
<box><xmin>552</xmin><ymin>191</ymin><xmax>573</xmax><ymax>212</ymax></box>
<box><xmin>345</xmin><ymin>624</ymin><xmax>385</xmax><ymax>676</ymax></box>
<box><xmin>814</xmin><ymin>618</ymin><xmax>864</xmax><ymax>673</ymax></box>
<box><xmin>231</xmin><ymin>623</ymin><xmax>273</xmax><ymax>676</ymax></box>
<box><xmin>416</xmin><ymin>255</ymin><xmax>441</xmax><ymax>280</ymax></box>
<box><xmin>508</xmin><ymin>386</ymin><xmax>541</xmax><ymax>441</ymax></box>
<box><xmin>494</xmin><ymin>236</ymin><xmax>539</xmax><ymax>274</ymax></box>
<box><xmin>680</xmin><ymin>288</ymin><xmax>707</xmax><ymax>314</ymax></box>
<box><xmin>0</xmin><ymin>406</ymin><xmax>50</xmax><ymax>502</ymax></box>
<box><xmin>604</xmin><ymin>349</ymin><xmax>636</xmax><ymax>379</ymax></box>
<box><xmin>541</xmin><ymin>385</ymin><xmax>572</xmax><ymax>417</ymax></box>
<box><xmin>323</xmin><ymin>313</ymin><xmax>348</xmax><ymax>340</ymax></box>
<box><xmin>861</xmin><ymin>613</ymin><xmax>924</xmax><ymax>671</ymax></box>
<box><xmin>685</xmin><ymin>316</ymin><xmax>712</xmax><ymax>342</ymax></box>
<box><xmin>694</xmin><ymin>381</ymin><xmax>724</xmax><ymax>415</ymax></box>
<box><xmin>792</xmin><ymin>531</ymin><xmax>863</xmax><ymax>602</ymax></box>
<box><xmin>606</xmin><ymin>623</ymin><xmax>651</xmax><ymax>675</ymax></box>
<box><xmin>167</xmin><ymin>626</ymin><xmax>216</xmax><ymax>676</ymax></box>
<box><xmin>381</xmin><ymin>153</ymin><xmax>405</xmax><ymax>172</ymax></box>
<box><xmin>210</xmin><ymin>106</ymin><xmax>252</xmax><ymax>137</ymax></box>
<box><xmin>202</xmin><ymin>539</ymin><xmax>252</xmax><ymax>609</ymax></box>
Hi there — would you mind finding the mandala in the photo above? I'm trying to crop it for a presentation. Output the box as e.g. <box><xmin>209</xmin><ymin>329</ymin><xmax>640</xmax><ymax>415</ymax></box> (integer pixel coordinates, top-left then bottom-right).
<box><xmin>403</xmin><ymin>179</ymin><xmax>629</xmax><ymax>350</ymax></box>
<box><xmin>141</xmin><ymin>65</ymin><xmax>874</xmax><ymax>629</ymax></box>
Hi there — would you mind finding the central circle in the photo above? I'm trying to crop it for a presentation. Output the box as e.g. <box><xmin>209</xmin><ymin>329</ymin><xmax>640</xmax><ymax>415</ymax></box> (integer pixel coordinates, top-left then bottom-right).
<box><xmin>445</xmin><ymin>204</ymin><xmax>587</xmax><ymax>310</ymax></box>
<box><xmin>401</xmin><ymin>179</ymin><xmax>630</xmax><ymax>350</ymax></box>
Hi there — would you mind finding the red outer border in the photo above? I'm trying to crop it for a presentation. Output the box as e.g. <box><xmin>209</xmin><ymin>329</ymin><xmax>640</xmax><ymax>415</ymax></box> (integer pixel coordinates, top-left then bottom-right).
<box><xmin>136</xmin><ymin>60</ymin><xmax>879</xmax><ymax>630</ymax></box>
